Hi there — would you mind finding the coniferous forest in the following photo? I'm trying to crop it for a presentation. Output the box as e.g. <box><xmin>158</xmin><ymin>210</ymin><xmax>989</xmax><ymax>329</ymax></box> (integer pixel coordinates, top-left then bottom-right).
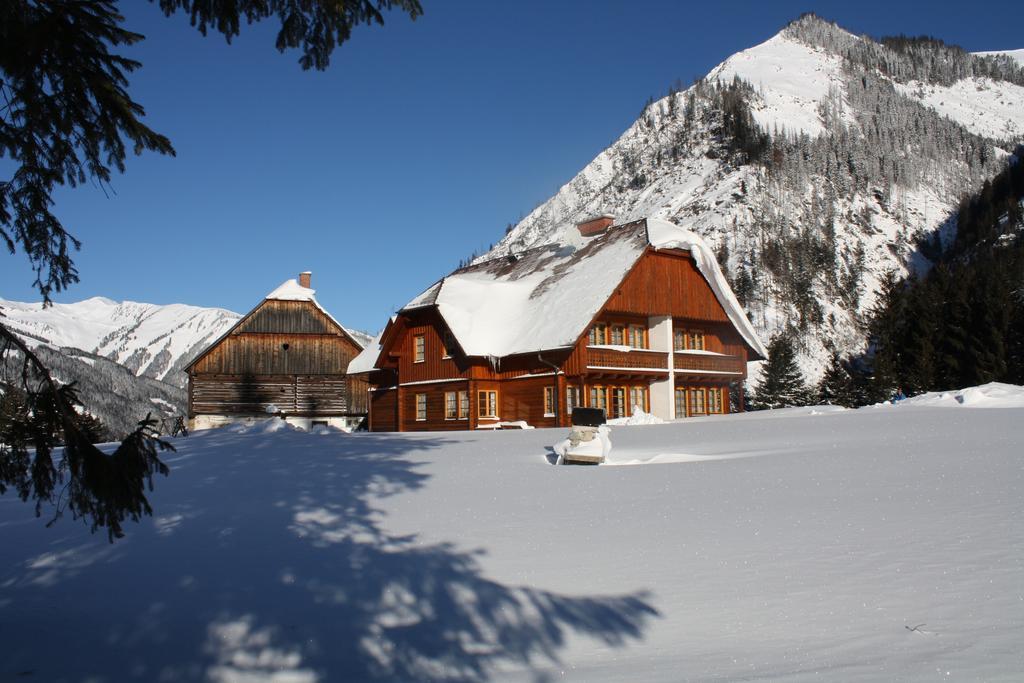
<box><xmin>751</xmin><ymin>156</ymin><xmax>1024</xmax><ymax>410</ymax></box>
<box><xmin>865</xmin><ymin>158</ymin><xmax>1024</xmax><ymax>395</ymax></box>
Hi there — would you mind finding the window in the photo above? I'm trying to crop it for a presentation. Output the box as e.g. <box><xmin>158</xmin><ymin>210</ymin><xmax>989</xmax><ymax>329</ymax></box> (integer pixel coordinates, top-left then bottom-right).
<box><xmin>415</xmin><ymin>393</ymin><xmax>427</xmax><ymax>421</ymax></box>
<box><xmin>413</xmin><ymin>335</ymin><xmax>425</xmax><ymax>363</ymax></box>
<box><xmin>610</xmin><ymin>387</ymin><xmax>626</xmax><ymax>418</ymax></box>
<box><xmin>543</xmin><ymin>386</ymin><xmax>556</xmax><ymax>416</ymax></box>
<box><xmin>674</xmin><ymin>387</ymin><xmax>687</xmax><ymax>418</ymax></box>
<box><xmin>458</xmin><ymin>390</ymin><xmax>470</xmax><ymax>419</ymax></box>
<box><xmin>478</xmin><ymin>390</ymin><xmax>497</xmax><ymax>418</ymax></box>
<box><xmin>688</xmin><ymin>387</ymin><xmax>706</xmax><ymax>416</ymax></box>
<box><xmin>589</xmin><ymin>386</ymin><xmax>608</xmax><ymax>413</ymax></box>
<box><xmin>674</xmin><ymin>329</ymin><xmax>687</xmax><ymax>352</ymax></box>
<box><xmin>444</xmin><ymin>391</ymin><xmax>458</xmax><ymax>420</ymax></box>
<box><xmin>610</xmin><ymin>325</ymin><xmax>625</xmax><ymax>346</ymax></box>
<box><xmin>708</xmin><ymin>387</ymin><xmax>724</xmax><ymax>414</ymax></box>
<box><xmin>629</xmin><ymin>324</ymin><xmax>647</xmax><ymax>349</ymax></box>
<box><xmin>566</xmin><ymin>386</ymin><xmax>580</xmax><ymax>414</ymax></box>
<box><xmin>588</xmin><ymin>323</ymin><xmax>607</xmax><ymax>346</ymax></box>
<box><xmin>442</xmin><ymin>331</ymin><xmax>456</xmax><ymax>359</ymax></box>
<box><xmin>674</xmin><ymin>328</ymin><xmax>706</xmax><ymax>351</ymax></box>
<box><xmin>630</xmin><ymin>386</ymin><xmax>648</xmax><ymax>414</ymax></box>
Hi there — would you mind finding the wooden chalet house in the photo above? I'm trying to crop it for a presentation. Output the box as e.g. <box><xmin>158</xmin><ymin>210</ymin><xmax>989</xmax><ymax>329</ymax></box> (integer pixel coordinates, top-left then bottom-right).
<box><xmin>186</xmin><ymin>272</ymin><xmax>369</xmax><ymax>431</ymax></box>
<box><xmin>349</xmin><ymin>218</ymin><xmax>767</xmax><ymax>432</ymax></box>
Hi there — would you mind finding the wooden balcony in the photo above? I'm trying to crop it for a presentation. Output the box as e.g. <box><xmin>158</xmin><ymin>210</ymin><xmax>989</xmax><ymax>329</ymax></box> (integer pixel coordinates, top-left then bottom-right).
<box><xmin>672</xmin><ymin>352</ymin><xmax>746</xmax><ymax>376</ymax></box>
<box><xmin>585</xmin><ymin>346</ymin><xmax>670</xmax><ymax>376</ymax></box>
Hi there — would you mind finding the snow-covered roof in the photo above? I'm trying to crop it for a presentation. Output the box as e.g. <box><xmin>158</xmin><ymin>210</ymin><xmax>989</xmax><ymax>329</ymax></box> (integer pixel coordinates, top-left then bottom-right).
<box><xmin>265</xmin><ymin>278</ymin><xmax>317</xmax><ymax>302</ymax></box>
<box><xmin>347</xmin><ymin>322</ymin><xmax>391</xmax><ymax>375</ymax></box>
<box><xmin>264</xmin><ymin>278</ymin><xmax>364</xmax><ymax>350</ymax></box>
<box><xmin>382</xmin><ymin>218</ymin><xmax>766</xmax><ymax>364</ymax></box>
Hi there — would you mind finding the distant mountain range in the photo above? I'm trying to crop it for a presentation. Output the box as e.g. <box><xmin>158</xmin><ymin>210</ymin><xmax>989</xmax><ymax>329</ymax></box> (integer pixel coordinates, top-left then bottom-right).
<box><xmin>487</xmin><ymin>14</ymin><xmax>1024</xmax><ymax>379</ymax></box>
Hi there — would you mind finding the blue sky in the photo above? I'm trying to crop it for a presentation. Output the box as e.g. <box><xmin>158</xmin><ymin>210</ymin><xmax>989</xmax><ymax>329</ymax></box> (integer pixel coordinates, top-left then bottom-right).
<box><xmin>3</xmin><ymin>0</ymin><xmax>1023</xmax><ymax>333</ymax></box>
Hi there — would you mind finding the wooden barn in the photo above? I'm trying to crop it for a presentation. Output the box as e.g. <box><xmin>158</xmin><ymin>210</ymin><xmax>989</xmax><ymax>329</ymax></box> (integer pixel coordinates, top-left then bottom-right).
<box><xmin>348</xmin><ymin>217</ymin><xmax>767</xmax><ymax>432</ymax></box>
<box><xmin>186</xmin><ymin>272</ymin><xmax>369</xmax><ymax>431</ymax></box>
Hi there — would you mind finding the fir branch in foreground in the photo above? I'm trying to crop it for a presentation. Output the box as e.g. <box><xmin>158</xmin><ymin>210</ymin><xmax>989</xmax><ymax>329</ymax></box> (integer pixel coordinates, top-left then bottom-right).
<box><xmin>0</xmin><ymin>321</ymin><xmax>172</xmax><ymax>541</ymax></box>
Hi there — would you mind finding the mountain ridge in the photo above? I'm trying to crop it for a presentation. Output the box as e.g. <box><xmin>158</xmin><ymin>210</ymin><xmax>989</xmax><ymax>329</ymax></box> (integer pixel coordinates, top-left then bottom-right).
<box><xmin>486</xmin><ymin>14</ymin><xmax>1024</xmax><ymax>381</ymax></box>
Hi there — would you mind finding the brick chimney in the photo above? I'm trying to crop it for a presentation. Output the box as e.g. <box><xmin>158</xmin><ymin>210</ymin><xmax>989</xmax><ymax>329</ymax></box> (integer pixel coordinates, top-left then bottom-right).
<box><xmin>576</xmin><ymin>215</ymin><xmax>615</xmax><ymax>237</ymax></box>
<box><xmin>299</xmin><ymin>271</ymin><xmax>312</xmax><ymax>289</ymax></box>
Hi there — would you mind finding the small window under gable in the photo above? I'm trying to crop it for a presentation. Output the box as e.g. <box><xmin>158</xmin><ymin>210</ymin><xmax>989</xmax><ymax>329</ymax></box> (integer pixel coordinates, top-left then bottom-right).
<box><xmin>442</xmin><ymin>330</ymin><xmax>457</xmax><ymax>359</ymax></box>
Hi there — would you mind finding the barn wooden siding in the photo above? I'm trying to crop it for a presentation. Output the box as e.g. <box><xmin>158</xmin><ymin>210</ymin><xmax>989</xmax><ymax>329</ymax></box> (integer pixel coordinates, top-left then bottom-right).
<box><xmin>191</xmin><ymin>374</ymin><xmax>366</xmax><ymax>415</ymax></box>
<box><xmin>237</xmin><ymin>300</ymin><xmax>338</xmax><ymax>334</ymax></box>
<box><xmin>189</xmin><ymin>299</ymin><xmax>367</xmax><ymax>419</ymax></box>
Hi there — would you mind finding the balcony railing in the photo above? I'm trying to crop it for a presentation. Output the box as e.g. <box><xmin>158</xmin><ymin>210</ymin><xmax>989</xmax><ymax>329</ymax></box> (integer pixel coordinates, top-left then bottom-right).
<box><xmin>586</xmin><ymin>346</ymin><xmax>669</xmax><ymax>371</ymax></box>
<box><xmin>672</xmin><ymin>352</ymin><xmax>745</xmax><ymax>375</ymax></box>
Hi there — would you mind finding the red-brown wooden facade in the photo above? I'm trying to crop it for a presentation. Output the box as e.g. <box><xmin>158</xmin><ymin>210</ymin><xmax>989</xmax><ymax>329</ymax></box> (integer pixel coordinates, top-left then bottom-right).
<box><xmin>360</xmin><ymin>241</ymin><xmax>760</xmax><ymax>432</ymax></box>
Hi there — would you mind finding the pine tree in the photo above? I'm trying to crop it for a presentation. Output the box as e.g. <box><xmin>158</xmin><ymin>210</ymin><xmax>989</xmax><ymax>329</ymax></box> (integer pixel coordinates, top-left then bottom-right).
<box><xmin>1</xmin><ymin>330</ymin><xmax>173</xmax><ymax>540</ymax></box>
<box><xmin>752</xmin><ymin>333</ymin><xmax>809</xmax><ymax>409</ymax></box>
<box><xmin>816</xmin><ymin>352</ymin><xmax>854</xmax><ymax>407</ymax></box>
<box><xmin>864</xmin><ymin>270</ymin><xmax>904</xmax><ymax>397</ymax></box>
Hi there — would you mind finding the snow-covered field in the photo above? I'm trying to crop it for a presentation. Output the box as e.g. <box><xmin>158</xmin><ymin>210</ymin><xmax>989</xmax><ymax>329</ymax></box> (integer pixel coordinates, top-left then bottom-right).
<box><xmin>2</xmin><ymin>384</ymin><xmax>1022</xmax><ymax>682</ymax></box>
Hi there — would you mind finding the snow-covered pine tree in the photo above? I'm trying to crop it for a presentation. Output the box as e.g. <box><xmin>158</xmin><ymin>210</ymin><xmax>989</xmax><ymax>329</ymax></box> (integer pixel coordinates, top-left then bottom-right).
<box><xmin>752</xmin><ymin>332</ymin><xmax>809</xmax><ymax>409</ymax></box>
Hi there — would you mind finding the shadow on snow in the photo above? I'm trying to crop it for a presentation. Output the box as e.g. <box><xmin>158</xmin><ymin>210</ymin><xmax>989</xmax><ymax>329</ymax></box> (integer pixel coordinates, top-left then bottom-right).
<box><xmin>0</xmin><ymin>427</ymin><xmax>658</xmax><ymax>682</ymax></box>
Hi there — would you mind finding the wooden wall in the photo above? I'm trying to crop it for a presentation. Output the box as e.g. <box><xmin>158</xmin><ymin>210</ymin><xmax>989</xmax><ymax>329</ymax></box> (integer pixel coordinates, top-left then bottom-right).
<box><xmin>191</xmin><ymin>374</ymin><xmax>359</xmax><ymax>415</ymax></box>
<box><xmin>499</xmin><ymin>375</ymin><xmax>559</xmax><ymax>428</ymax></box>
<box><xmin>236</xmin><ymin>300</ymin><xmax>337</xmax><ymax>334</ymax></box>
<box><xmin>191</xmin><ymin>333</ymin><xmax>355</xmax><ymax>375</ymax></box>
<box><xmin>399</xmin><ymin>380</ymin><xmax>471</xmax><ymax>432</ymax></box>
<box><xmin>395</xmin><ymin>310</ymin><xmax>467</xmax><ymax>383</ymax></box>
<box><xmin>370</xmin><ymin>388</ymin><xmax>398</xmax><ymax>431</ymax></box>
<box><xmin>604</xmin><ymin>250</ymin><xmax>731</xmax><ymax>323</ymax></box>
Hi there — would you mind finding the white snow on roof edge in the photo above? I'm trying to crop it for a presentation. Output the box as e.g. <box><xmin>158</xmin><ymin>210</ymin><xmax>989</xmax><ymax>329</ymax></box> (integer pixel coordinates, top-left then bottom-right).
<box><xmin>265</xmin><ymin>278</ymin><xmax>316</xmax><ymax>302</ymax></box>
<box><xmin>348</xmin><ymin>315</ymin><xmax>397</xmax><ymax>374</ymax></box>
<box><xmin>347</xmin><ymin>325</ymin><xmax>388</xmax><ymax>374</ymax></box>
<box><xmin>645</xmin><ymin>218</ymin><xmax>768</xmax><ymax>359</ymax></box>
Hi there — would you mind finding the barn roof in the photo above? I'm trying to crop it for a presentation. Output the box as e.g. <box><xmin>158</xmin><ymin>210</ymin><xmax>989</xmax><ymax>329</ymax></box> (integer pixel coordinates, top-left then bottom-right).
<box><xmin>185</xmin><ymin>277</ymin><xmax>365</xmax><ymax>371</ymax></box>
<box><xmin>348</xmin><ymin>218</ymin><xmax>766</xmax><ymax>373</ymax></box>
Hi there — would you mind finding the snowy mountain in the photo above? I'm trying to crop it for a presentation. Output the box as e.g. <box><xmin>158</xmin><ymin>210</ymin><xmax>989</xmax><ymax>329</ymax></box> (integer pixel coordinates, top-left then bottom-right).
<box><xmin>488</xmin><ymin>15</ymin><xmax>1024</xmax><ymax>381</ymax></box>
<box><xmin>2</xmin><ymin>383</ymin><xmax>1022</xmax><ymax>680</ymax></box>
<box><xmin>1</xmin><ymin>297</ymin><xmax>240</xmax><ymax>435</ymax></box>
<box><xmin>0</xmin><ymin>297</ymin><xmax>240</xmax><ymax>388</ymax></box>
